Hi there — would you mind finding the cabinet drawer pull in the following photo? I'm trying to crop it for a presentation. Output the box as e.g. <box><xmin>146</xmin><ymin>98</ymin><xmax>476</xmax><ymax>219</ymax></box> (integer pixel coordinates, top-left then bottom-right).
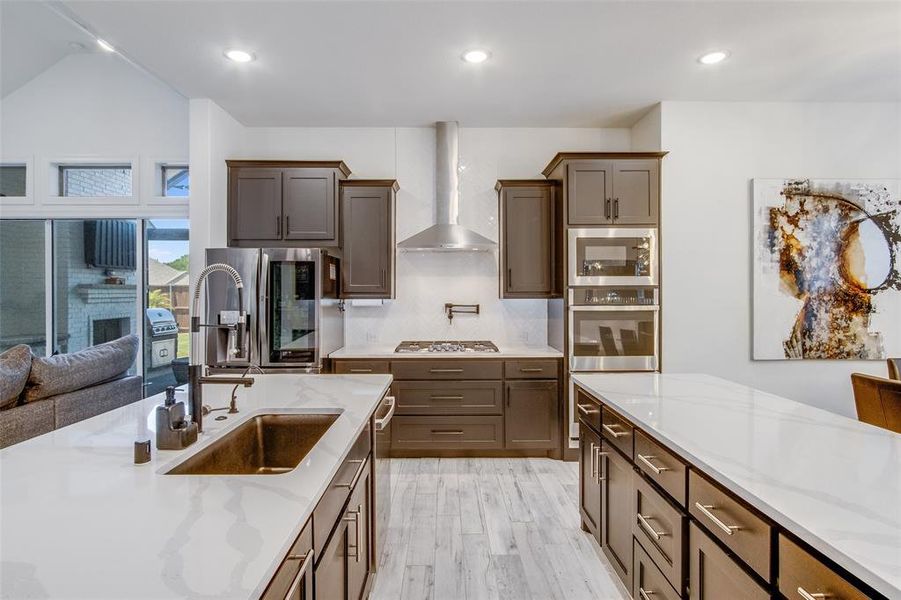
<box><xmin>283</xmin><ymin>551</ymin><xmax>314</xmax><ymax>600</ymax></box>
<box><xmin>430</xmin><ymin>368</ymin><xmax>464</xmax><ymax>374</ymax></box>
<box><xmin>602</xmin><ymin>423</ymin><xmax>629</xmax><ymax>438</ymax></box>
<box><xmin>638</xmin><ymin>588</ymin><xmax>655</xmax><ymax>600</ymax></box>
<box><xmin>430</xmin><ymin>395</ymin><xmax>464</xmax><ymax>401</ymax></box>
<box><xmin>797</xmin><ymin>588</ymin><xmax>830</xmax><ymax>600</ymax></box>
<box><xmin>431</xmin><ymin>430</ymin><xmax>464</xmax><ymax>435</ymax></box>
<box><xmin>577</xmin><ymin>404</ymin><xmax>599</xmax><ymax>416</ymax></box>
<box><xmin>349</xmin><ymin>368</ymin><xmax>373</xmax><ymax>373</ymax></box>
<box><xmin>694</xmin><ymin>502</ymin><xmax>741</xmax><ymax>536</ymax></box>
<box><xmin>343</xmin><ymin>505</ymin><xmax>362</xmax><ymax>562</ymax></box>
<box><xmin>637</xmin><ymin>453</ymin><xmax>670</xmax><ymax>475</ymax></box>
<box><xmin>519</xmin><ymin>367</ymin><xmax>543</xmax><ymax>373</ymax></box>
<box><xmin>637</xmin><ymin>513</ymin><xmax>667</xmax><ymax>541</ymax></box>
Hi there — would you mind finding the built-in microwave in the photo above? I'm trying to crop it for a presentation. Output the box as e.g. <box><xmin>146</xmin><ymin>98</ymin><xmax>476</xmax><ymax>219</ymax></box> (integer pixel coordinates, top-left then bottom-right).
<box><xmin>568</xmin><ymin>228</ymin><xmax>658</xmax><ymax>286</ymax></box>
<box><xmin>568</xmin><ymin>286</ymin><xmax>659</xmax><ymax>371</ymax></box>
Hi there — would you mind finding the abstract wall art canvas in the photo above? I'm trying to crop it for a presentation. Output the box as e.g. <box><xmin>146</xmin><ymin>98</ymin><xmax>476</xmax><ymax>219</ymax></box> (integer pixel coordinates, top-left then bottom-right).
<box><xmin>753</xmin><ymin>179</ymin><xmax>901</xmax><ymax>360</ymax></box>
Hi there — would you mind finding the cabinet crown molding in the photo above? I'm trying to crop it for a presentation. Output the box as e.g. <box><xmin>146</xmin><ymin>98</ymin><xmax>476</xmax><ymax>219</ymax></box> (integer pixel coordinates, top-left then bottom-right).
<box><xmin>541</xmin><ymin>151</ymin><xmax>668</xmax><ymax>178</ymax></box>
<box><xmin>341</xmin><ymin>179</ymin><xmax>399</xmax><ymax>192</ymax></box>
<box><xmin>226</xmin><ymin>159</ymin><xmax>352</xmax><ymax>177</ymax></box>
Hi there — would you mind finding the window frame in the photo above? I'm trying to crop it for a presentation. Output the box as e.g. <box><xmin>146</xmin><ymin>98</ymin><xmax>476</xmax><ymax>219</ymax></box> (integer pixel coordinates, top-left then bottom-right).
<box><xmin>0</xmin><ymin>157</ymin><xmax>35</xmax><ymax>206</ymax></box>
<box><xmin>44</xmin><ymin>157</ymin><xmax>139</xmax><ymax>206</ymax></box>
<box><xmin>143</xmin><ymin>157</ymin><xmax>190</xmax><ymax>205</ymax></box>
<box><xmin>160</xmin><ymin>165</ymin><xmax>189</xmax><ymax>198</ymax></box>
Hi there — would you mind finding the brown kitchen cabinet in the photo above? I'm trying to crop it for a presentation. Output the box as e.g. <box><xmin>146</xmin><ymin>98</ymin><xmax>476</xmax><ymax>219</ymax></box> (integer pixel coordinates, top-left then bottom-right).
<box><xmin>601</xmin><ymin>440</ymin><xmax>635</xmax><ymax>593</ymax></box>
<box><xmin>688</xmin><ymin>522</ymin><xmax>769</xmax><ymax>600</ymax></box>
<box><xmin>579</xmin><ymin>423</ymin><xmax>602</xmax><ymax>543</ymax></box>
<box><xmin>261</xmin><ymin>520</ymin><xmax>314</xmax><ymax>600</ymax></box>
<box><xmin>340</xmin><ymin>180</ymin><xmax>397</xmax><ymax>299</ymax></box>
<box><xmin>315</xmin><ymin>518</ymin><xmax>348</xmax><ymax>600</ymax></box>
<box><xmin>504</xmin><ymin>380</ymin><xmax>559</xmax><ymax>449</ymax></box>
<box><xmin>541</xmin><ymin>152</ymin><xmax>666</xmax><ymax>226</ymax></box>
<box><xmin>226</xmin><ymin>160</ymin><xmax>350</xmax><ymax>247</ymax></box>
<box><xmin>496</xmin><ymin>180</ymin><xmax>560</xmax><ymax>298</ymax></box>
<box><xmin>346</xmin><ymin>462</ymin><xmax>372</xmax><ymax>600</ymax></box>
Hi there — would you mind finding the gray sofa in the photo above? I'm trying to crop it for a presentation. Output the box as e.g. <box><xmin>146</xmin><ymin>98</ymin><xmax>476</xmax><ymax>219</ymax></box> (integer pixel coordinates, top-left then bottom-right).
<box><xmin>0</xmin><ymin>335</ymin><xmax>142</xmax><ymax>449</ymax></box>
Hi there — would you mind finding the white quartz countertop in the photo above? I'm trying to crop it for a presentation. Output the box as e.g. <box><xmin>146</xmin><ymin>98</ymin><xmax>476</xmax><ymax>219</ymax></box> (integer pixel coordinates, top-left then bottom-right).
<box><xmin>330</xmin><ymin>344</ymin><xmax>563</xmax><ymax>359</ymax></box>
<box><xmin>0</xmin><ymin>374</ymin><xmax>392</xmax><ymax>600</ymax></box>
<box><xmin>571</xmin><ymin>373</ymin><xmax>901</xmax><ymax>598</ymax></box>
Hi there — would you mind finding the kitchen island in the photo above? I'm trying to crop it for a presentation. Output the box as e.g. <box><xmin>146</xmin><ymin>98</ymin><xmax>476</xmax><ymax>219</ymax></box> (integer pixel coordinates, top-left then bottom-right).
<box><xmin>573</xmin><ymin>372</ymin><xmax>900</xmax><ymax>600</ymax></box>
<box><xmin>0</xmin><ymin>373</ymin><xmax>391</xmax><ymax>599</ymax></box>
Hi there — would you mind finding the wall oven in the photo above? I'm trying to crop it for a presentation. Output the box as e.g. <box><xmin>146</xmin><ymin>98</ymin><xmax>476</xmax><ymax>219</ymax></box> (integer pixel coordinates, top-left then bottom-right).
<box><xmin>568</xmin><ymin>286</ymin><xmax>659</xmax><ymax>372</ymax></box>
<box><xmin>568</xmin><ymin>228</ymin><xmax>657</xmax><ymax>286</ymax></box>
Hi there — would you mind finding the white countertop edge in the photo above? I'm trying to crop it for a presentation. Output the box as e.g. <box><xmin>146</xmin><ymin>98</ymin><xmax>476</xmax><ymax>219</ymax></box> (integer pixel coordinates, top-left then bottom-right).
<box><xmin>571</xmin><ymin>373</ymin><xmax>899</xmax><ymax>598</ymax></box>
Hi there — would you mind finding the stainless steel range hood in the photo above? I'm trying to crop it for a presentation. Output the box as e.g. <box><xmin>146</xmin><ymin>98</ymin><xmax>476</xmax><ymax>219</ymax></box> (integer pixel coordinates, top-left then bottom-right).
<box><xmin>398</xmin><ymin>121</ymin><xmax>497</xmax><ymax>252</ymax></box>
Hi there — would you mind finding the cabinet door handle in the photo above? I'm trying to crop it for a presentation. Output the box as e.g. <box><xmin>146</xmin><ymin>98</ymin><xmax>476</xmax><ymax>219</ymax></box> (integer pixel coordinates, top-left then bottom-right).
<box><xmin>595</xmin><ymin>447</ymin><xmax>608</xmax><ymax>484</ymax></box>
<box><xmin>613</xmin><ymin>198</ymin><xmax>619</xmax><ymax>219</ymax></box>
<box><xmin>589</xmin><ymin>442</ymin><xmax>598</xmax><ymax>481</ymax></box>
<box><xmin>276</xmin><ymin>216</ymin><xmax>281</xmax><ymax>238</ymax></box>
<box><xmin>430</xmin><ymin>368</ymin><xmax>464</xmax><ymax>374</ymax></box>
<box><xmin>285</xmin><ymin>215</ymin><xmax>290</xmax><ymax>235</ymax></box>
<box><xmin>637</xmin><ymin>513</ymin><xmax>667</xmax><ymax>540</ymax></box>
<box><xmin>638</xmin><ymin>588</ymin><xmax>655</xmax><ymax>600</ymax></box>
<box><xmin>602</xmin><ymin>423</ymin><xmax>629</xmax><ymax>438</ymax></box>
<box><xmin>604</xmin><ymin>198</ymin><xmax>611</xmax><ymax>219</ymax></box>
<box><xmin>283</xmin><ymin>550</ymin><xmax>314</xmax><ymax>600</ymax></box>
<box><xmin>637</xmin><ymin>453</ymin><xmax>670</xmax><ymax>475</ymax></box>
<box><xmin>343</xmin><ymin>504</ymin><xmax>362</xmax><ymax>562</ymax></box>
<box><xmin>694</xmin><ymin>502</ymin><xmax>741</xmax><ymax>536</ymax></box>
<box><xmin>797</xmin><ymin>588</ymin><xmax>830</xmax><ymax>600</ymax></box>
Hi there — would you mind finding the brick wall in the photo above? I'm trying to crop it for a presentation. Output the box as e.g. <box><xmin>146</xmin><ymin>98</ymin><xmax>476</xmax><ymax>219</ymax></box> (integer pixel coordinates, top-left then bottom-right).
<box><xmin>62</xmin><ymin>167</ymin><xmax>132</xmax><ymax>197</ymax></box>
<box><xmin>0</xmin><ymin>221</ymin><xmax>46</xmax><ymax>353</ymax></box>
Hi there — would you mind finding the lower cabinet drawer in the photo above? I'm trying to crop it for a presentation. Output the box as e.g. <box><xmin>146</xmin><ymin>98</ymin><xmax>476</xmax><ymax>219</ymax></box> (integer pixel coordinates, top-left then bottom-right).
<box><xmin>635</xmin><ymin>430</ymin><xmax>687</xmax><ymax>506</ymax></box>
<box><xmin>633</xmin><ymin>473</ymin><xmax>686</xmax><ymax>593</ymax></box>
<box><xmin>261</xmin><ymin>519</ymin><xmax>314</xmax><ymax>600</ymax></box>
<box><xmin>634</xmin><ymin>538</ymin><xmax>681</xmax><ymax>600</ymax></box>
<box><xmin>575</xmin><ymin>388</ymin><xmax>602</xmax><ymax>433</ymax></box>
<box><xmin>334</xmin><ymin>360</ymin><xmax>390</xmax><ymax>374</ymax></box>
<box><xmin>689</xmin><ymin>522</ymin><xmax>769</xmax><ymax>600</ymax></box>
<box><xmin>778</xmin><ymin>534</ymin><xmax>868</xmax><ymax>600</ymax></box>
<box><xmin>391</xmin><ymin>359</ymin><xmax>503</xmax><ymax>380</ymax></box>
<box><xmin>601</xmin><ymin>406</ymin><xmax>634</xmax><ymax>459</ymax></box>
<box><xmin>504</xmin><ymin>359</ymin><xmax>559</xmax><ymax>379</ymax></box>
<box><xmin>391</xmin><ymin>416</ymin><xmax>504</xmax><ymax>450</ymax></box>
<box><xmin>393</xmin><ymin>380</ymin><xmax>503</xmax><ymax>415</ymax></box>
<box><xmin>689</xmin><ymin>470</ymin><xmax>771</xmax><ymax>580</ymax></box>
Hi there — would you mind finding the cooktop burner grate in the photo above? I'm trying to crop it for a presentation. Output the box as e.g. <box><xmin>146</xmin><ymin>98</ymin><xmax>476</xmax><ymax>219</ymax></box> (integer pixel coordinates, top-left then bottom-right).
<box><xmin>394</xmin><ymin>340</ymin><xmax>500</xmax><ymax>353</ymax></box>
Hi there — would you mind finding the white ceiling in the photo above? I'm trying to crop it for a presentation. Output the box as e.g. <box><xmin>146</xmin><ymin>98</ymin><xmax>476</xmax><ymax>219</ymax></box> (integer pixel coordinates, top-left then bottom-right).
<box><xmin>14</xmin><ymin>1</ymin><xmax>901</xmax><ymax>127</ymax></box>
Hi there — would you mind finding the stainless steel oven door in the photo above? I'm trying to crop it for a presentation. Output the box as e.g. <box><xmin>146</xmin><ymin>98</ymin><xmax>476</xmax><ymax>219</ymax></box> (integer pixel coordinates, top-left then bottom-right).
<box><xmin>568</xmin><ymin>305</ymin><xmax>659</xmax><ymax>371</ymax></box>
<box><xmin>568</xmin><ymin>228</ymin><xmax>658</xmax><ymax>286</ymax></box>
<box><xmin>259</xmin><ymin>248</ymin><xmax>321</xmax><ymax>369</ymax></box>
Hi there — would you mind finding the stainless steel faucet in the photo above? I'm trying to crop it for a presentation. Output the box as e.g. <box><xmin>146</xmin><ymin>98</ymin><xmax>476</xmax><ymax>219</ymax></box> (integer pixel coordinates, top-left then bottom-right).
<box><xmin>189</xmin><ymin>263</ymin><xmax>254</xmax><ymax>433</ymax></box>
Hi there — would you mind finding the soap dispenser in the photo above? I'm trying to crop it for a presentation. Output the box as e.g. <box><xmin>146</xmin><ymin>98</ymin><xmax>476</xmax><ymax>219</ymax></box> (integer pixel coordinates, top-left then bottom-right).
<box><xmin>156</xmin><ymin>386</ymin><xmax>198</xmax><ymax>450</ymax></box>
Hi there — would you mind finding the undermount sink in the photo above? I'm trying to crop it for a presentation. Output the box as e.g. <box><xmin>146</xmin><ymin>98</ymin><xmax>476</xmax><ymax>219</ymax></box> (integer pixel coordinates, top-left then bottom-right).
<box><xmin>166</xmin><ymin>413</ymin><xmax>339</xmax><ymax>475</ymax></box>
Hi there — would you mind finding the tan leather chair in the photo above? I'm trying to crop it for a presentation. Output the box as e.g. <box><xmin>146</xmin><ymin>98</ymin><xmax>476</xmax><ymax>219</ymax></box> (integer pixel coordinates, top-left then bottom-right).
<box><xmin>888</xmin><ymin>358</ymin><xmax>901</xmax><ymax>381</ymax></box>
<box><xmin>851</xmin><ymin>373</ymin><xmax>901</xmax><ymax>433</ymax></box>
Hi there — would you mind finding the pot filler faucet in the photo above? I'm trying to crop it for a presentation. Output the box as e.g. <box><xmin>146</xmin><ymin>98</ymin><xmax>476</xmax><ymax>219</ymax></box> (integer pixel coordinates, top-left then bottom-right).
<box><xmin>189</xmin><ymin>263</ymin><xmax>255</xmax><ymax>433</ymax></box>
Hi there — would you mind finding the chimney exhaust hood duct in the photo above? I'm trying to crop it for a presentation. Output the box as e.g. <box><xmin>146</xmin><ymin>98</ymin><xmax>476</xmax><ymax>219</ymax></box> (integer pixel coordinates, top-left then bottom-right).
<box><xmin>398</xmin><ymin>121</ymin><xmax>497</xmax><ymax>252</ymax></box>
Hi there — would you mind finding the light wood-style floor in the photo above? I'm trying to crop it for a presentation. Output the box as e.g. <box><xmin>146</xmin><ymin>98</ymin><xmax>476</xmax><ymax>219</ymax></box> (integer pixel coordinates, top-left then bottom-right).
<box><xmin>370</xmin><ymin>458</ymin><xmax>630</xmax><ymax>600</ymax></box>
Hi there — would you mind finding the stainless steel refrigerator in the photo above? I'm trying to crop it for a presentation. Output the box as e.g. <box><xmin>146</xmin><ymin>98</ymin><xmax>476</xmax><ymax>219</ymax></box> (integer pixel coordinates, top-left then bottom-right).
<box><xmin>205</xmin><ymin>248</ymin><xmax>343</xmax><ymax>372</ymax></box>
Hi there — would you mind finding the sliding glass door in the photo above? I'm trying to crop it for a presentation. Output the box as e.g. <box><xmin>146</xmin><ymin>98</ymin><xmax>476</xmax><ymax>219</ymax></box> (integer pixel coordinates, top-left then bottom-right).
<box><xmin>0</xmin><ymin>220</ymin><xmax>47</xmax><ymax>355</ymax></box>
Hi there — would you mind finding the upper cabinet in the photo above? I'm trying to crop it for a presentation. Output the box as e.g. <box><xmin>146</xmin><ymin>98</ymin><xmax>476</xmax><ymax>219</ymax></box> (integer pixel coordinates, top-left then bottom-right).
<box><xmin>542</xmin><ymin>152</ymin><xmax>666</xmax><ymax>226</ymax></box>
<box><xmin>496</xmin><ymin>180</ymin><xmax>561</xmax><ymax>299</ymax></box>
<box><xmin>227</xmin><ymin>160</ymin><xmax>350</xmax><ymax>247</ymax></box>
<box><xmin>340</xmin><ymin>180</ymin><xmax>397</xmax><ymax>299</ymax></box>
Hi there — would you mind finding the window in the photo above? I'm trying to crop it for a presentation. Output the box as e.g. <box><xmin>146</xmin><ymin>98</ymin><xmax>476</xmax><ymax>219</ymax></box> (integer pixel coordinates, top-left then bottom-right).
<box><xmin>59</xmin><ymin>165</ymin><xmax>132</xmax><ymax>197</ymax></box>
<box><xmin>143</xmin><ymin>219</ymin><xmax>190</xmax><ymax>396</ymax></box>
<box><xmin>0</xmin><ymin>165</ymin><xmax>27</xmax><ymax>197</ymax></box>
<box><xmin>0</xmin><ymin>221</ymin><xmax>46</xmax><ymax>354</ymax></box>
<box><xmin>161</xmin><ymin>165</ymin><xmax>189</xmax><ymax>197</ymax></box>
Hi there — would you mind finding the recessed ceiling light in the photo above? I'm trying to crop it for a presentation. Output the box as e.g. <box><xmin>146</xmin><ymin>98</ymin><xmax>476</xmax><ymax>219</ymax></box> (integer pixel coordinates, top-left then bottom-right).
<box><xmin>462</xmin><ymin>49</ymin><xmax>490</xmax><ymax>64</ymax></box>
<box><xmin>225</xmin><ymin>49</ymin><xmax>255</xmax><ymax>63</ymax></box>
<box><xmin>698</xmin><ymin>50</ymin><xmax>729</xmax><ymax>65</ymax></box>
<box><xmin>96</xmin><ymin>39</ymin><xmax>115</xmax><ymax>53</ymax></box>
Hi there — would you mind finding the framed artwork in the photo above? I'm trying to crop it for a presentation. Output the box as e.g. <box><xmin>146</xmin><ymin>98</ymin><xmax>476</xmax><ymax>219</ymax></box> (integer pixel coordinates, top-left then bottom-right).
<box><xmin>753</xmin><ymin>178</ymin><xmax>900</xmax><ymax>360</ymax></box>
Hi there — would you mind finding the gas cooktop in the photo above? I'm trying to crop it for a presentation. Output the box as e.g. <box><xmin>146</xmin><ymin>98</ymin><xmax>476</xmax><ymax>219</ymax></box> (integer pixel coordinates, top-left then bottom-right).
<box><xmin>394</xmin><ymin>340</ymin><xmax>500</xmax><ymax>353</ymax></box>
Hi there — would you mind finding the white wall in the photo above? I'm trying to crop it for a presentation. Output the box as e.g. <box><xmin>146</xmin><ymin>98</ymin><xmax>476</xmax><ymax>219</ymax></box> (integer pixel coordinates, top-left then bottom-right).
<box><xmin>190</xmin><ymin>106</ymin><xmax>632</xmax><ymax>345</ymax></box>
<box><xmin>659</xmin><ymin>101</ymin><xmax>901</xmax><ymax>417</ymax></box>
<box><xmin>0</xmin><ymin>53</ymin><xmax>188</xmax><ymax>219</ymax></box>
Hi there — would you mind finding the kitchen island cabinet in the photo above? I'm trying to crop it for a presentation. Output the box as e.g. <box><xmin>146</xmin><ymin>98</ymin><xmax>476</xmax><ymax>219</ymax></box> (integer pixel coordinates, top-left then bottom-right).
<box><xmin>573</xmin><ymin>372</ymin><xmax>900</xmax><ymax>600</ymax></box>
